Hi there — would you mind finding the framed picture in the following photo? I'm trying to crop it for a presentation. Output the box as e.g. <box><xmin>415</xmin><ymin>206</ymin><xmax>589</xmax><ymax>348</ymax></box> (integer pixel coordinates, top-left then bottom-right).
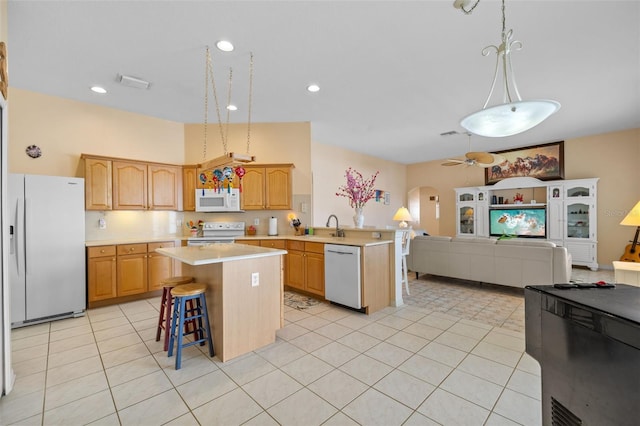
<box><xmin>384</xmin><ymin>192</ymin><xmax>391</xmax><ymax>205</ymax></box>
<box><xmin>485</xmin><ymin>141</ymin><xmax>565</xmax><ymax>185</ymax></box>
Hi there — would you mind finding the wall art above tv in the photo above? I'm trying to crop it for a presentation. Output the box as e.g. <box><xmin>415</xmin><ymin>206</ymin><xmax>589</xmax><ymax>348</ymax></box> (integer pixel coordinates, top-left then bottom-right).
<box><xmin>485</xmin><ymin>141</ymin><xmax>564</xmax><ymax>185</ymax></box>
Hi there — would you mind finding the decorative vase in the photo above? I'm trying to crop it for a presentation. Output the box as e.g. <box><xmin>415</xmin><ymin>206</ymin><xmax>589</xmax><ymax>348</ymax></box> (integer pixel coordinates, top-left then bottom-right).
<box><xmin>353</xmin><ymin>207</ymin><xmax>365</xmax><ymax>228</ymax></box>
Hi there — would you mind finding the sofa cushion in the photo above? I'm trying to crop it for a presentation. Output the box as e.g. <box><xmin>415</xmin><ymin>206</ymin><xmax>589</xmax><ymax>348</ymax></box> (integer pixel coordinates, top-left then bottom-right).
<box><xmin>496</xmin><ymin>239</ymin><xmax>556</xmax><ymax>248</ymax></box>
<box><xmin>451</xmin><ymin>237</ymin><xmax>497</xmax><ymax>244</ymax></box>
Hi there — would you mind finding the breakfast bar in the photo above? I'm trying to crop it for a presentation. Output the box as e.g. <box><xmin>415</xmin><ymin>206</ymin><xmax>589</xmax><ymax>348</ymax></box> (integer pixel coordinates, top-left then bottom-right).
<box><xmin>156</xmin><ymin>243</ymin><xmax>287</xmax><ymax>362</ymax></box>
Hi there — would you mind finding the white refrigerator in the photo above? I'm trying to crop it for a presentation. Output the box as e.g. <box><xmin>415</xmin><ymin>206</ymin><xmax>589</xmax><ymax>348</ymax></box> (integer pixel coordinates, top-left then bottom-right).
<box><xmin>8</xmin><ymin>174</ymin><xmax>86</xmax><ymax>327</ymax></box>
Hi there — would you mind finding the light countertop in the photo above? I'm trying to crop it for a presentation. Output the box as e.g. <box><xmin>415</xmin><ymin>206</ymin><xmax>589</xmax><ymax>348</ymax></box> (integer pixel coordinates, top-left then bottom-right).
<box><xmin>156</xmin><ymin>244</ymin><xmax>287</xmax><ymax>266</ymax></box>
<box><xmin>86</xmin><ymin>234</ymin><xmax>393</xmax><ymax>248</ymax></box>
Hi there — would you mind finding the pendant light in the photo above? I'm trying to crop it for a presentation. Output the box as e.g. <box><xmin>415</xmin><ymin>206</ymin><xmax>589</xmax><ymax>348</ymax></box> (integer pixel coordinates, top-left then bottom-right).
<box><xmin>455</xmin><ymin>0</ymin><xmax>560</xmax><ymax>137</ymax></box>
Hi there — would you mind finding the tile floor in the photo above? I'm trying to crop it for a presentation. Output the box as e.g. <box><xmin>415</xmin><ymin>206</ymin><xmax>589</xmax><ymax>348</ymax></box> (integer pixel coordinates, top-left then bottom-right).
<box><xmin>1</xmin><ymin>267</ymin><xmax>612</xmax><ymax>425</ymax></box>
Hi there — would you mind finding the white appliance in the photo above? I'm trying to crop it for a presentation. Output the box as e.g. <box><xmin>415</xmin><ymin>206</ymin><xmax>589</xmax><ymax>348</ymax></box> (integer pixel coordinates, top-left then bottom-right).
<box><xmin>324</xmin><ymin>244</ymin><xmax>362</xmax><ymax>309</ymax></box>
<box><xmin>8</xmin><ymin>174</ymin><xmax>86</xmax><ymax>327</ymax></box>
<box><xmin>187</xmin><ymin>221</ymin><xmax>245</xmax><ymax>246</ymax></box>
<box><xmin>195</xmin><ymin>188</ymin><xmax>241</xmax><ymax>212</ymax></box>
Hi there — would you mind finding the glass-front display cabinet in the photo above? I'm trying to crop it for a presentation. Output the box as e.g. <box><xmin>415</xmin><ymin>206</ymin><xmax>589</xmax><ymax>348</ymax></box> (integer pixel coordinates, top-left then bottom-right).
<box><xmin>566</xmin><ymin>202</ymin><xmax>591</xmax><ymax>239</ymax></box>
<box><xmin>458</xmin><ymin>205</ymin><xmax>475</xmax><ymax>235</ymax></box>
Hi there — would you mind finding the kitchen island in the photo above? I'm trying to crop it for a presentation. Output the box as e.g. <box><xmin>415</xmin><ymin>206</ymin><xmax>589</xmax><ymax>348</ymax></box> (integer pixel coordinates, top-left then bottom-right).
<box><xmin>156</xmin><ymin>243</ymin><xmax>286</xmax><ymax>362</ymax></box>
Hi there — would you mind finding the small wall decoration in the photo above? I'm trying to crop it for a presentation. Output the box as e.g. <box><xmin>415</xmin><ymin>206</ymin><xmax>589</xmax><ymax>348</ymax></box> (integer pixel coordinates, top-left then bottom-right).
<box><xmin>485</xmin><ymin>141</ymin><xmax>565</xmax><ymax>185</ymax></box>
<box><xmin>384</xmin><ymin>192</ymin><xmax>391</xmax><ymax>205</ymax></box>
<box><xmin>25</xmin><ymin>145</ymin><xmax>42</xmax><ymax>159</ymax></box>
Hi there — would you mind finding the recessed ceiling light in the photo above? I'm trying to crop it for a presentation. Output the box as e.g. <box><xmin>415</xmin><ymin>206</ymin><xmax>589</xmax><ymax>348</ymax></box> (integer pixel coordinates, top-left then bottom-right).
<box><xmin>226</xmin><ymin>104</ymin><xmax>238</xmax><ymax>111</ymax></box>
<box><xmin>90</xmin><ymin>86</ymin><xmax>107</xmax><ymax>94</ymax></box>
<box><xmin>216</xmin><ymin>40</ymin><xmax>234</xmax><ymax>52</ymax></box>
<box><xmin>307</xmin><ymin>84</ymin><xmax>320</xmax><ymax>93</ymax></box>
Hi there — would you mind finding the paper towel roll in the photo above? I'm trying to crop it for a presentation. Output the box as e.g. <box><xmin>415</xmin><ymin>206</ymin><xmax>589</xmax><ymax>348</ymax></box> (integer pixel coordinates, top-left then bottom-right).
<box><xmin>268</xmin><ymin>217</ymin><xmax>278</xmax><ymax>236</ymax></box>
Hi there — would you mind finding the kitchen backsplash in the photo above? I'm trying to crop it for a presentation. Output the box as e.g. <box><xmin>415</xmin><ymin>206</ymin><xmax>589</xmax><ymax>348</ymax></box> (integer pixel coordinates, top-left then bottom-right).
<box><xmin>84</xmin><ymin>194</ymin><xmax>312</xmax><ymax>241</ymax></box>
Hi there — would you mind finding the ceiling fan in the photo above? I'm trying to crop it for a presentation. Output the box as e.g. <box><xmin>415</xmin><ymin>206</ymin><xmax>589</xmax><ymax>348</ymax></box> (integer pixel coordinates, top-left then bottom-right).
<box><xmin>440</xmin><ymin>131</ymin><xmax>505</xmax><ymax>168</ymax></box>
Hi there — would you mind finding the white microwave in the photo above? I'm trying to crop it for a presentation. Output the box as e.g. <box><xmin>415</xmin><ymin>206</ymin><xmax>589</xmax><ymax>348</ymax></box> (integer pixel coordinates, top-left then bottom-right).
<box><xmin>195</xmin><ymin>188</ymin><xmax>241</xmax><ymax>212</ymax></box>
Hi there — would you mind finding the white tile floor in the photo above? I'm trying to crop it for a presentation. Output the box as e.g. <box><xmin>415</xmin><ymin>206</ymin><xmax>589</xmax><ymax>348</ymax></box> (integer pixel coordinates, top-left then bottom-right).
<box><xmin>1</xmin><ymin>267</ymin><xmax>613</xmax><ymax>425</ymax></box>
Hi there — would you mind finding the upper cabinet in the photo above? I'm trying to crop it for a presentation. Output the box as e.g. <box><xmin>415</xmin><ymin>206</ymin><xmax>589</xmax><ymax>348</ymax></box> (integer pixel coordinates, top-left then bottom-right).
<box><xmin>84</xmin><ymin>158</ymin><xmax>112</xmax><ymax>210</ymax></box>
<box><xmin>241</xmin><ymin>164</ymin><xmax>293</xmax><ymax>210</ymax></box>
<box><xmin>148</xmin><ymin>164</ymin><xmax>181</xmax><ymax>210</ymax></box>
<box><xmin>182</xmin><ymin>166</ymin><xmax>197</xmax><ymax>211</ymax></box>
<box><xmin>112</xmin><ymin>161</ymin><xmax>148</xmax><ymax>210</ymax></box>
<box><xmin>83</xmin><ymin>155</ymin><xmax>181</xmax><ymax>211</ymax></box>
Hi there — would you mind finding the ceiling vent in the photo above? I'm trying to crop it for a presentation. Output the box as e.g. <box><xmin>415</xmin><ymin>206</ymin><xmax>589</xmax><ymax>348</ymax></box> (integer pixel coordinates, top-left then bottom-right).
<box><xmin>116</xmin><ymin>74</ymin><xmax>151</xmax><ymax>90</ymax></box>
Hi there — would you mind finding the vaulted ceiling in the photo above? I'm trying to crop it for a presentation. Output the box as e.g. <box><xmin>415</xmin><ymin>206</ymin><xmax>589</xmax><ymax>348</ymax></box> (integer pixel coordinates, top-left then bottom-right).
<box><xmin>8</xmin><ymin>1</ymin><xmax>640</xmax><ymax>164</ymax></box>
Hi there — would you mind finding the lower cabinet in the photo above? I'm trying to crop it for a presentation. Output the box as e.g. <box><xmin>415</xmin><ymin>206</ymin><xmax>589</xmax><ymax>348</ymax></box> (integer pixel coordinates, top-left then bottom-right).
<box><xmin>87</xmin><ymin>245</ymin><xmax>117</xmax><ymax>302</ymax></box>
<box><xmin>88</xmin><ymin>240</ymin><xmax>178</xmax><ymax>305</ymax></box>
<box><xmin>117</xmin><ymin>244</ymin><xmax>148</xmax><ymax>296</ymax></box>
<box><xmin>285</xmin><ymin>241</ymin><xmax>324</xmax><ymax>297</ymax></box>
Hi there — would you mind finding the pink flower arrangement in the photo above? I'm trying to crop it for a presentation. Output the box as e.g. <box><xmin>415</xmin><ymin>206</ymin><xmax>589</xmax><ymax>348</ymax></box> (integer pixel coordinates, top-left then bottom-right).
<box><xmin>336</xmin><ymin>168</ymin><xmax>379</xmax><ymax>208</ymax></box>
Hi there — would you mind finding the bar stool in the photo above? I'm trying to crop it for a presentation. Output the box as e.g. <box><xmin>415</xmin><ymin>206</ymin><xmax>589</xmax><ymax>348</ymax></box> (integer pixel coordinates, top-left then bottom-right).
<box><xmin>156</xmin><ymin>276</ymin><xmax>194</xmax><ymax>351</ymax></box>
<box><xmin>168</xmin><ymin>283</ymin><xmax>214</xmax><ymax>370</ymax></box>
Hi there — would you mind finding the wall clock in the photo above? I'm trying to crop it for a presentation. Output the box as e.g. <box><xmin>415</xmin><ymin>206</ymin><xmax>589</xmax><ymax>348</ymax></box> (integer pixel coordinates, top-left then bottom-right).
<box><xmin>26</xmin><ymin>145</ymin><xmax>42</xmax><ymax>158</ymax></box>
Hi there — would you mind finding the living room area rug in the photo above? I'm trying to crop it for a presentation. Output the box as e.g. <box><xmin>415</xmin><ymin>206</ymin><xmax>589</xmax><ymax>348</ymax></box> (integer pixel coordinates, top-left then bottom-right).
<box><xmin>283</xmin><ymin>291</ymin><xmax>322</xmax><ymax>310</ymax></box>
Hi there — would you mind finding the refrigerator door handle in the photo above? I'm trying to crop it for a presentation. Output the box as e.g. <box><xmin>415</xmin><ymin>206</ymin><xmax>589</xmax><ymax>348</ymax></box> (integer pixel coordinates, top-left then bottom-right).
<box><xmin>24</xmin><ymin>197</ymin><xmax>30</xmax><ymax>276</ymax></box>
<box><xmin>11</xmin><ymin>198</ymin><xmax>20</xmax><ymax>274</ymax></box>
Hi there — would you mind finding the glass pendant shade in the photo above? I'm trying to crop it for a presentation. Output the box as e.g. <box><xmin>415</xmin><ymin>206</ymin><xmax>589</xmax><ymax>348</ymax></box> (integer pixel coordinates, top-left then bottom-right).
<box><xmin>461</xmin><ymin>100</ymin><xmax>561</xmax><ymax>138</ymax></box>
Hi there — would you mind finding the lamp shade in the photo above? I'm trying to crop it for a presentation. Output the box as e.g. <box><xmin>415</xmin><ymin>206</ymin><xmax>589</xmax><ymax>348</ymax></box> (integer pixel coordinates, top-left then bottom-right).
<box><xmin>393</xmin><ymin>207</ymin><xmax>413</xmax><ymax>228</ymax></box>
<box><xmin>461</xmin><ymin>100</ymin><xmax>561</xmax><ymax>138</ymax></box>
<box><xmin>621</xmin><ymin>201</ymin><xmax>640</xmax><ymax>227</ymax></box>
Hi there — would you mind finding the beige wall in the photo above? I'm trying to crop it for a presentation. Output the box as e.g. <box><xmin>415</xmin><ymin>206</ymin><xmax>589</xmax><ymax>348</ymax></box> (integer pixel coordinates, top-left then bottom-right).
<box><xmin>8</xmin><ymin>89</ymin><xmax>185</xmax><ymax>176</ymax></box>
<box><xmin>311</xmin><ymin>142</ymin><xmax>407</xmax><ymax>229</ymax></box>
<box><xmin>183</xmin><ymin>121</ymin><xmax>312</xmax><ymax>196</ymax></box>
<box><xmin>408</xmin><ymin>128</ymin><xmax>640</xmax><ymax>268</ymax></box>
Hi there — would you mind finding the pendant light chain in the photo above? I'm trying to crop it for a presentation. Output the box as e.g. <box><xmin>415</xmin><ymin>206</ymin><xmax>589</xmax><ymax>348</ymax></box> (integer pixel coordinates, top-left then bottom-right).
<box><xmin>246</xmin><ymin>52</ymin><xmax>254</xmax><ymax>154</ymax></box>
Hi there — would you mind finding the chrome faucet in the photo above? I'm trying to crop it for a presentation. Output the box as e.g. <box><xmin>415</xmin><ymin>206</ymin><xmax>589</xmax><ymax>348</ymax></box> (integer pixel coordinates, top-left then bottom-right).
<box><xmin>326</xmin><ymin>214</ymin><xmax>345</xmax><ymax>237</ymax></box>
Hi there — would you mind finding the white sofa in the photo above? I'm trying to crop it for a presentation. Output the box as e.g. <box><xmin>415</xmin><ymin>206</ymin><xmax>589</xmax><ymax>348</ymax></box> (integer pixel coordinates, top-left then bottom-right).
<box><xmin>407</xmin><ymin>236</ymin><xmax>572</xmax><ymax>288</ymax></box>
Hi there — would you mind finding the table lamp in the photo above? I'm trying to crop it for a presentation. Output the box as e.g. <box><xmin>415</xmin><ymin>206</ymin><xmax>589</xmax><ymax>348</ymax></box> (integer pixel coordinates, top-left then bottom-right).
<box><xmin>620</xmin><ymin>201</ymin><xmax>640</xmax><ymax>262</ymax></box>
<box><xmin>393</xmin><ymin>207</ymin><xmax>413</xmax><ymax>228</ymax></box>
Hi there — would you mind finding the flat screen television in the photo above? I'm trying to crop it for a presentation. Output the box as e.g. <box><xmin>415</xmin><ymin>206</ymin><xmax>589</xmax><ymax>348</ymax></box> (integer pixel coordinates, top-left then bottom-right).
<box><xmin>489</xmin><ymin>206</ymin><xmax>547</xmax><ymax>238</ymax></box>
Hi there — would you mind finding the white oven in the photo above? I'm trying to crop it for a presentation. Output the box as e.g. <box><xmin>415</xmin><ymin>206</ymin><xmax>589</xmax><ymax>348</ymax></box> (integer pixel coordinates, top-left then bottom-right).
<box><xmin>195</xmin><ymin>188</ymin><xmax>241</xmax><ymax>212</ymax></box>
<box><xmin>187</xmin><ymin>221</ymin><xmax>245</xmax><ymax>246</ymax></box>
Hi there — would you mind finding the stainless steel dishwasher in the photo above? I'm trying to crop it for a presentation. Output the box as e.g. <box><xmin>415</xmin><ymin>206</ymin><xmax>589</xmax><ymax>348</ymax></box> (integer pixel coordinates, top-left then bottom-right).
<box><xmin>324</xmin><ymin>244</ymin><xmax>362</xmax><ymax>309</ymax></box>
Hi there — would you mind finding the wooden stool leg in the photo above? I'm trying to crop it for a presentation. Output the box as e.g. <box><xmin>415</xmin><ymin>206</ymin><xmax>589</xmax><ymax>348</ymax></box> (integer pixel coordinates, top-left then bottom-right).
<box><xmin>200</xmin><ymin>293</ymin><xmax>215</xmax><ymax>357</ymax></box>
<box><xmin>163</xmin><ymin>290</ymin><xmax>174</xmax><ymax>351</ymax></box>
<box><xmin>174</xmin><ymin>296</ymin><xmax>187</xmax><ymax>370</ymax></box>
<box><xmin>156</xmin><ymin>287</ymin><xmax>168</xmax><ymax>343</ymax></box>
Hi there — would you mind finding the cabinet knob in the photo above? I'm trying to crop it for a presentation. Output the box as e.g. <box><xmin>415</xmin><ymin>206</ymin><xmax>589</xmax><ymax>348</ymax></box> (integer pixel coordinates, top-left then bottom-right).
<box><xmin>112</xmin><ymin>258</ymin><xmax>116</xmax><ymax>261</ymax></box>
<box><xmin>100</xmin><ymin>249</ymin><xmax>105</xmax><ymax>253</ymax></box>
<box><xmin>130</xmin><ymin>248</ymin><xmax>135</xmax><ymax>252</ymax></box>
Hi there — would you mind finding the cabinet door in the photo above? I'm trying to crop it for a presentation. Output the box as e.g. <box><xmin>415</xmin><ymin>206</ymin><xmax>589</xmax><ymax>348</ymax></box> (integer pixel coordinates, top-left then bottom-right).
<box><xmin>286</xmin><ymin>250</ymin><xmax>305</xmax><ymax>291</ymax></box>
<box><xmin>117</xmin><ymin>245</ymin><xmax>148</xmax><ymax>296</ymax></box>
<box><xmin>148</xmin><ymin>165</ymin><xmax>181</xmax><ymax>210</ymax></box>
<box><xmin>305</xmin><ymin>252</ymin><xmax>325</xmax><ymax>296</ymax></box>
<box><xmin>565</xmin><ymin>201</ymin><xmax>591</xmax><ymax>239</ymax></box>
<box><xmin>85</xmin><ymin>158</ymin><xmax>112</xmax><ymax>210</ymax></box>
<box><xmin>265</xmin><ymin>167</ymin><xmax>292</xmax><ymax>209</ymax></box>
<box><xmin>88</xmin><ymin>256</ymin><xmax>117</xmax><ymax>302</ymax></box>
<box><xmin>182</xmin><ymin>166</ymin><xmax>197</xmax><ymax>211</ymax></box>
<box><xmin>148</xmin><ymin>242</ymin><xmax>175</xmax><ymax>291</ymax></box>
<box><xmin>457</xmin><ymin>204</ymin><xmax>475</xmax><ymax>235</ymax></box>
<box><xmin>113</xmin><ymin>161</ymin><xmax>148</xmax><ymax>210</ymax></box>
<box><xmin>241</xmin><ymin>167</ymin><xmax>265</xmax><ymax>210</ymax></box>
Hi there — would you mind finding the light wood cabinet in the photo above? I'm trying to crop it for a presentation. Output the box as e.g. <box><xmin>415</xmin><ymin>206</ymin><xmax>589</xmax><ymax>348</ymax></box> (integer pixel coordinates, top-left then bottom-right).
<box><xmin>83</xmin><ymin>154</ymin><xmax>184</xmax><ymax>211</ymax></box>
<box><xmin>116</xmin><ymin>243</ymin><xmax>148</xmax><ymax>296</ymax></box>
<box><xmin>112</xmin><ymin>161</ymin><xmax>148</xmax><ymax>210</ymax></box>
<box><xmin>182</xmin><ymin>166</ymin><xmax>197</xmax><ymax>211</ymax></box>
<box><xmin>87</xmin><ymin>245</ymin><xmax>117</xmax><ymax>302</ymax></box>
<box><xmin>285</xmin><ymin>240</ymin><xmax>324</xmax><ymax>297</ymax></box>
<box><xmin>88</xmin><ymin>240</ymin><xmax>180</xmax><ymax>306</ymax></box>
<box><xmin>148</xmin><ymin>241</ymin><xmax>176</xmax><ymax>291</ymax></box>
<box><xmin>84</xmin><ymin>158</ymin><xmax>112</xmax><ymax>210</ymax></box>
<box><xmin>148</xmin><ymin>165</ymin><xmax>181</xmax><ymax>210</ymax></box>
<box><xmin>241</xmin><ymin>165</ymin><xmax>293</xmax><ymax>210</ymax></box>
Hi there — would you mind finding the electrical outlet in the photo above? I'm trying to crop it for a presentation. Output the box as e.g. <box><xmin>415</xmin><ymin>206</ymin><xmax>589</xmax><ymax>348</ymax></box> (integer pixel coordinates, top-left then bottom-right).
<box><xmin>254</xmin><ymin>218</ymin><xmax>260</xmax><ymax>226</ymax></box>
<box><xmin>176</xmin><ymin>219</ymin><xmax>183</xmax><ymax>227</ymax></box>
<box><xmin>98</xmin><ymin>218</ymin><xmax>107</xmax><ymax>229</ymax></box>
<box><xmin>300</xmin><ymin>202</ymin><xmax>308</xmax><ymax>213</ymax></box>
<box><xmin>251</xmin><ymin>272</ymin><xmax>259</xmax><ymax>287</ymax></box>
<box><xmin>372</xmin><ymin>232</ymin><xmax>381</xmax><ymax>239</ymax></box>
